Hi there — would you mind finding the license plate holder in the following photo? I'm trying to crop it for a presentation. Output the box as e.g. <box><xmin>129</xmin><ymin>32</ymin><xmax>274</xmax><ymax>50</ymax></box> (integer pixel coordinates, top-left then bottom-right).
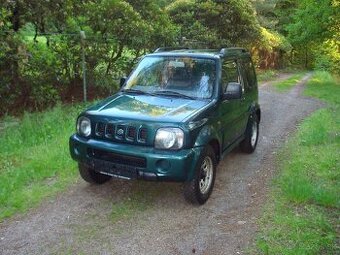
<box><xmin>87</xmin><ymin>158</ymin><xmax>139</xmax><ymax>180</ymax></box>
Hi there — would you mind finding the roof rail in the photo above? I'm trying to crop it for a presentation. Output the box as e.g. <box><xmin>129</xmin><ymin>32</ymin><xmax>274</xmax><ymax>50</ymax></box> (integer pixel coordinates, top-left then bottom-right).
<box><xmin>219</xmin><ymin>47</ymin><xmax>247</xmax><ymax>56</ymax></box>
<box><xmin>154</xmin><ymin>47</ymin><xmax>190</xmax><ymax>53</ymax></box>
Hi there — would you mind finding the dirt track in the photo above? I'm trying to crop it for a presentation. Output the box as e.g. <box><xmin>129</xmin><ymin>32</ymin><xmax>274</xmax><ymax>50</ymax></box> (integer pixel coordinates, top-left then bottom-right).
<box><xmin>0</xmin><ymin>74</ymin><xmax>323</xmax><ymax>255</ymax></box>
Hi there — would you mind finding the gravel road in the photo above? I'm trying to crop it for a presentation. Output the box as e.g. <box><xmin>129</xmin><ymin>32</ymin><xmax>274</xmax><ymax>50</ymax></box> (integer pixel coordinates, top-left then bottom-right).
<box><xmin>0</xmin><ymin>74</ymin><xmax>323</xmax><ymax>255</ymax></box>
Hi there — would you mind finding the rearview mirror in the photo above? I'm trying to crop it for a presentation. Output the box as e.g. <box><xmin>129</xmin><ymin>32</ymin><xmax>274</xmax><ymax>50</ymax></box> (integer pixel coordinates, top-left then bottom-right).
<box><xmin>223</xmin><ymin>82</ymin><xmax>242</xmax><ymax>100</ymax></box>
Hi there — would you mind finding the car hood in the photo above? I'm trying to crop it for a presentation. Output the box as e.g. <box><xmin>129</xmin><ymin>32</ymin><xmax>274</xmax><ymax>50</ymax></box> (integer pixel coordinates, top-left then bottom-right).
<box><xmin>86</xmin><ymin>94</ymin><xmax>211</xmax><ymax>123</ymax></box>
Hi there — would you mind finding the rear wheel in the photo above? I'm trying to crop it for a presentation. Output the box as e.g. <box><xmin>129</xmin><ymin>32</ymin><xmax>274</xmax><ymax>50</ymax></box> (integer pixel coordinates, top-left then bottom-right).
<box><xmin>78</xmin><ymin>163</ymin><xmax>111</xmax><ymax>184</ymax></box>
<box><xmin>240</xmin><ymin>114</ymin><xmax>259</xmax><ymax>153</ymax></box>
<box><xmin>184</xmin><ymin>145</ymin><xmax>217</xmax><ymax>205</ymax></box>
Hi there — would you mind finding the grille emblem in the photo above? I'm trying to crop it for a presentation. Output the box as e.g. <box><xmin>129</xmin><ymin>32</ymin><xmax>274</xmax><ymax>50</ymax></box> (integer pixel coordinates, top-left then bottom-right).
<box><xmin>117</xmin><ymin>128</ymin><xmax>124</xmax><ymax>136</ymax></box>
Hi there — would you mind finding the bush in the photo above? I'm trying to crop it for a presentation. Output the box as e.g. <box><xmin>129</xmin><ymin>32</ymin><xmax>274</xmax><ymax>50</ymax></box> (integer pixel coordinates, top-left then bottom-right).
<box><xmin>313</xmin><ymin>40</ymin><xmax>340</xmax><ymax>74</ymax></box>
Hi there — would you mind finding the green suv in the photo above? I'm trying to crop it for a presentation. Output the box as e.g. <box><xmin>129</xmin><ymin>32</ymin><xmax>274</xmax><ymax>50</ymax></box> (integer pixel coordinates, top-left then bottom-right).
<box><xmin>69</xmin><ymin>47</ymin><xmax>261</xmax><ymax>204</ymax></box>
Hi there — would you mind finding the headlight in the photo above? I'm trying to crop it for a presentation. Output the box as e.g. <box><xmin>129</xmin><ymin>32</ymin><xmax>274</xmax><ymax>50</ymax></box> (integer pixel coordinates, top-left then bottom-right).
<box><xmin>77</xmin><ymin>116</ymin><xmax>91</xmax><ymax>137</ymax></box>
<box><xmin>155</xmin><ymin>128</ymin><xmax>184</xmax><ymax>150</ymax></box>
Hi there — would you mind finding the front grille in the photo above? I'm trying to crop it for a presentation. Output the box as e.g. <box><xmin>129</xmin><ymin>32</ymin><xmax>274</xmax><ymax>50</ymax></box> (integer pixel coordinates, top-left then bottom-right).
<box><xmin>115</xmin><ymin>124</ymin><xmax>126</xmax><ymax>140</ymax></box>
<box><xmin>138</xmin><ymin>128</ymin><xmax>147</xmax><ymax>142</ymax></box>
<box><xmin>127</xmin><ymin>126</ymin><xmax>136</xmax><ymax>141</ymax></box>
<box><xmin>105</xmin><ymin>123</ymin><xmax>115</xmax><ymax>138</ymax></box>
<box><xmin>95</xmin><ymin>122</ymin><xmax>105</xmax><ymax>137</ymax></box>
<box><xmin>93</xmin><ymin>121</ymin><xmax>148</xmax><ymax>144</ymax></box>
<box><xmin>88</xmin><ymin>148</ymin><xmax>147</xmax><ymax>168</ymax></box>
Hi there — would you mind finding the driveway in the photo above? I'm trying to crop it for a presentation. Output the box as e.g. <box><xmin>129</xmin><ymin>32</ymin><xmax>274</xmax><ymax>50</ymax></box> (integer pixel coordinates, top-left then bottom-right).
<box><xmin>0</xmin><ymin>74</ymin><xmax>323</xmax><ymax>255</ymax></box>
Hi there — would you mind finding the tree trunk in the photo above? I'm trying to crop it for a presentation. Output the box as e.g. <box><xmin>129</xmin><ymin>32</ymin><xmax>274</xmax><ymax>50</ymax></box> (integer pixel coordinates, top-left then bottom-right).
<box><xmin>106</xmin><ymin>44</ymin><xmax>124</xmax><ymax>75</ymax></box>
<box><xmin>11</xmin><ymin>1</ymin><xmax>21</xmax><ymax>32</ymax></box>
<box><xmin>33</xmin><ymin>24</ymin><xmax>38</xmax><ymax>43</ymax></box>
<box><xmin>304</xmin><ymin>46</ymin><xmax>308</xmax><ymax>69</ymax></box>
<box><xmin>127</xmin><ymin>49</ymin><xmax>141</xmax><ymax>74</ymax></box>
<box><xmin>10</xmin><ymin>0</ymin><xmax>21</xmax><ymax>87</ymax></box>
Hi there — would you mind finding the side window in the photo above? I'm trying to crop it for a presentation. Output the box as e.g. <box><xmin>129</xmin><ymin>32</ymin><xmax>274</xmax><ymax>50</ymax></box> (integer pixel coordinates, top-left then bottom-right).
<box><xmin>221</xmin><ymin>60</ymin><xmax>243</xmax><ymax>92</ymax></box>
<box><xmin>243</xmin><ymin>59</ymin><xmax>257</xmax><ymax>89</ymax></box>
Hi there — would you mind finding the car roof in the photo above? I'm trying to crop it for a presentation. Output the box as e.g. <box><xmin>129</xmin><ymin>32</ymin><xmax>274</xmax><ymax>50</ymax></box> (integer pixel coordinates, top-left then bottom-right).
<box><xmin>147</xmin><ymin>47</ymin><xmax>251</xmax><ymax>59</ymax></box>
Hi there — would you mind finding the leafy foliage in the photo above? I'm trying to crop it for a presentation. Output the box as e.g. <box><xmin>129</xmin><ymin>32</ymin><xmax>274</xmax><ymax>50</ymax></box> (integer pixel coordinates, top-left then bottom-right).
<box><xmin>252</xmin><ymin>27</ymin><xmax>292</xmax><ymax>68</ymax></box>
<box><xmin>287</xmin><ymin>0</ymin><xmax>335</xmax><ymax>45</ymax></box>
<box><xmin>285</xmin><ymin>0</ymin><xmax>339</xmax><ymax>69</ymax></box>
<box><xmin>0</xmin><ymin>0</ymin><xmax>178</xmax><ymax>116</ymax></box>
<box><xmin>0</xmin><ymin>0</ymin><xmax>338</xmax><ymax>116</ymax></box>
<box><xmin>167</xmin><ymin>0</ymin><xmax>260</xmax><ymax>47</ymax></box>
<box><xmin>253</xmin><ymin>0</ymin><xmax>279</xmax><ymax>29</ymax></box>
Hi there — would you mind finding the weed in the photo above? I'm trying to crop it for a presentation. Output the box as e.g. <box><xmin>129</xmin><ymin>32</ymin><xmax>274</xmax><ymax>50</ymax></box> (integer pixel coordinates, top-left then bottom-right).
<box><xmin>0</xmin><ymin>103</ymin><xmax>87</xmax><ymax>221</ymax></box>
<box><xmin>303</xmin><ymin>71</ymin><xmax>340</xmax><ymax>105</ymax></box>
<box><xmin>257</xmin><ymin>69</ymin><xmax>279</xmax><ymax>83</ymax></box>
<box><xmin>273</xmin><ymin>72</ymin><xmax>306</xmax><ymax>91</ymax></box>
<box><xmin>255</xmin><ymin>71</ymin><xmax>340</xmax><ymax>254</ymax></box>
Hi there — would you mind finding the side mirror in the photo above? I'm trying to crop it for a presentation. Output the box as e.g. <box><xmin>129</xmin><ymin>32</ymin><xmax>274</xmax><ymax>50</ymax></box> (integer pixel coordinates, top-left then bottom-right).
<box><xmin>223</xmin><ymin>82</ymin><xmax>242</xmax><ymax>100</ymax></box>
<box><xmin>120</xmin><ymin>77</ymin><xmax>126</xmax><ymax>87</ymax></box>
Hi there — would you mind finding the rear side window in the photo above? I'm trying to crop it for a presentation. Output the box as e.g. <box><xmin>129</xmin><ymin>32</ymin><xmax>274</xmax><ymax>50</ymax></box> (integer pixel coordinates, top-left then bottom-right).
<box><xmin>221</xmin><ymin>60</ymin><xmax>242</xmax><ymax>92</ymax></box>
<box><xmin>243</xmin><ymin>59</ymin><xmax>257</xmax><ymax>89</ymax></box>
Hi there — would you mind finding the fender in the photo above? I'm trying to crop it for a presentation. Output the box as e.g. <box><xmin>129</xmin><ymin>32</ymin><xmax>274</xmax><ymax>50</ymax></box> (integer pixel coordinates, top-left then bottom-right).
<box><xmin>184</xmin><ymin>124</ymin><xmax>221</xmax><ymax>181</ymax></box>
<box><xmin>193</xmin><ymin>124</ymin><xmax>222</xmax><ymax>157</ymax></box>
<box><xmin>250</xmin><ymin>102</ymin><xmax>261</xmax><ymax>122</ymax></box>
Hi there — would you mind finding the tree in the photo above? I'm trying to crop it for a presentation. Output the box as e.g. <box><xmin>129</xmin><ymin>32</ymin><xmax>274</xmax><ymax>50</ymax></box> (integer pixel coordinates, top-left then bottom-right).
<box><xmin>252</xmin><ymin>0</ymin><xmax>279</xmax><ymax>29</ymax></box>
<box><xmin>167</xmin><ymin>0</ymin><xmax>260</xmax><ymax>48</ymax></box>
<box><xmin>0</xmin><ymin>0</ymin><xmax>28</xmax><ymax>113</ymax></box>
<box><xmin>286</xmin><ymin>0</ymin><xmax>338</xmax><ymax>68</ymax></box>
<box><xmin>287</xmin><ymin>0</ymin><xmax>334</xmax><ymax>45</ymax></box>
<box><xmin>274</xmin><ymin>0</ymin><xmax>297</xmax><ymax>35</ymax></box>
<box><xmin>126</xmin><ymin>0</ymin><xmax>179</xmax><ymax>50</ymax></box>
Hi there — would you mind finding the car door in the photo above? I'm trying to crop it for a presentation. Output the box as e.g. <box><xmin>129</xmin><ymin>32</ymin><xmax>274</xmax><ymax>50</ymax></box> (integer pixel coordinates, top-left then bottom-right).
<box><xmin>237</xmin><ymin>58</ymin><xmax>254</xmax><ymax>135</ymax></box>
<box><xmin>238</xmin><ymin>57</ymin><xmax>258</xmax><ymax>134</ymax></box>
<box><xmin>219</xmin><ymin>59</ymin><xmax>247</xmax><ymax>150</ymax></box>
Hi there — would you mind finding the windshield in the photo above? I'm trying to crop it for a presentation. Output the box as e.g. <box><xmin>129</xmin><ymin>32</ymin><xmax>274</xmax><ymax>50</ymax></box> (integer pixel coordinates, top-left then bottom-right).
<box><xmin>123</xmin><ymin>56</ymin><xmax>217</xmax><ymax>99</ymax></box>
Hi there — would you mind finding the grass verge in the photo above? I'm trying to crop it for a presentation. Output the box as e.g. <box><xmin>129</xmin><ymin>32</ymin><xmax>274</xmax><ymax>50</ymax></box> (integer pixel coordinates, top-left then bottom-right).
<box><xmin>255</xmin><ymin>71</ymin><xmax>340</xmax><ymax>254</ymax></box>
<box><xmin>272</xmin><ymin>72</ymin><xmax>307</xmax><ymax>91</ymax></box>
<box><xmin>0</xmin><ymin>103</ymin><xmax>87</xmax><ymax>221</ymax></box>
<box><xmin>257</xmin><ymin>69</ymin><xmax>280</xmax><ymax>83</ymax></box>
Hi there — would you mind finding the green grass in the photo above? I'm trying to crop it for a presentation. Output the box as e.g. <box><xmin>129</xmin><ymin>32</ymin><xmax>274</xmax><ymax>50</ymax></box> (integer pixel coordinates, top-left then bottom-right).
<box><xmin>257</xmin><ymin>69</ymin><xmax>280</xmax><ymax>83</ymax></box>
<box><xmin>0</xmin><ymin>103</ymin><xmax>87</xmax><ymax>221</ymax></box>
<box><xmin>273</xmin><ymin>72</ymin><xmax>307</xmax><ymax>91</ymax></box>
<box><xmin>24</xmin><ymin>35</ymin><xmax>48</xmax><ymax>44</ymax></box>
<box><xmin>303</xmin><ymin>71</ymin><xmax>340</xmax><ymax>104</ymax></box>
<box><xmin>255</xmin><ymin>71</ymin><xmax>340</xmax><ymax>254</ymax></box>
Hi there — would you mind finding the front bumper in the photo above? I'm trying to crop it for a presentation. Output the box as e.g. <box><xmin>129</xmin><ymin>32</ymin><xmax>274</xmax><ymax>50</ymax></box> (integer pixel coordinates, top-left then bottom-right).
<box><xmin>69</xmin><ymin>134</ymin><xmax>203</xmax><ymax>182</ymax></box>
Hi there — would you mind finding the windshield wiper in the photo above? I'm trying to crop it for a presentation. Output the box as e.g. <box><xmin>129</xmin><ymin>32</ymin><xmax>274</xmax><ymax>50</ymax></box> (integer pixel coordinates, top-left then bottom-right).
<box><xmin>121</xmin><ymin>89</ymin><xmax>154</xmax><ymax>96</ymax></box>
<box><xmin>154</xmin><ymin>90</ymin><xmax>195</xmax><ymax>100</ymax></box>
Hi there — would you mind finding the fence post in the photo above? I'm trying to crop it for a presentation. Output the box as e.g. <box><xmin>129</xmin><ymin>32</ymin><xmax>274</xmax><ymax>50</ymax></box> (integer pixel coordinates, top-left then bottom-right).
<box><xmin>80</xmin><ymin>30</ymin><xmax>87</xmax><ymax>103</ymax></box>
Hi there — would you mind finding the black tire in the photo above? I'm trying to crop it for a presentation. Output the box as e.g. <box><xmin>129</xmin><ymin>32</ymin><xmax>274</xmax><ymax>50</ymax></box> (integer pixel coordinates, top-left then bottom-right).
<box><xmin>183</xmin><ymin>145</ymin><xmax>217</xmax><ymax>205</ymax></box>
<box><xmin>240</xmin><ymin>114</ymin><xmax>259</xmax><ymax>153</ymax></box>
<box><xmin>78</xmin><ymin>163</ymin><xmax>111</xmax><ymax>184</ymax></box>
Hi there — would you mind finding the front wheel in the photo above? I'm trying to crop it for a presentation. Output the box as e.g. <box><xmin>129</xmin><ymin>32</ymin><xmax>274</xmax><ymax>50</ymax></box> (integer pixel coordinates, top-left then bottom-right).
<box><xmin>78</xmin><ymin>163</ymin><xmax>111</xmax><ymax>184</ymax></box>
<box><xmin>240</xmin><ymin>115</ymin><xmax>259</xmax><ymax>153</ymax></box>
<box><xmin>183</xmin><ymin>145</ymin><xmax>217</xmax><ymax>205</ymax></box>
